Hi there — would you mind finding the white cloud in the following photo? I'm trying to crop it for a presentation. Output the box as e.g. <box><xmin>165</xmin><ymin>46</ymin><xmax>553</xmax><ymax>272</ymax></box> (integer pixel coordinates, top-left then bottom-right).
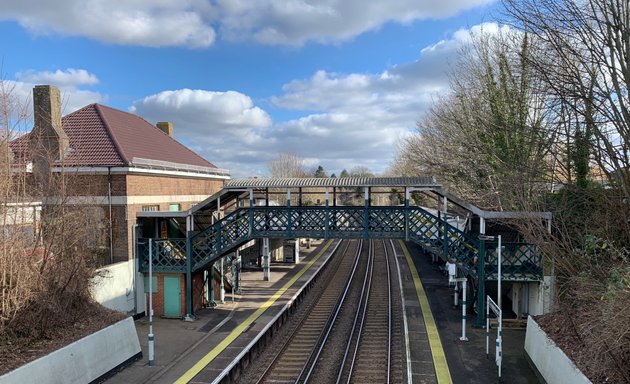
<box><xmin>130</xmin><ymin>89</ymin><xmax>271</xmax><ymax>136</ymax></box>
<box><xmin>7</xmin><ymin>68</ymin><xmax>105</xmax><ymax>117</ymax></box>
<box><xmin>0</xmin><ymin>0</ymin><xmax>493</xmax><ymax>47</ymax></box>
<box><xmin>123</xmin><ymin>24</ymin><xmax>495</xmax><ymax>177</ymax></box>
<box><xmin>1</xmin><ymin>0</ymin><xmax>216</xmax><ymax>48</ymax></box>
<box><xmin>16</xmin><ymin>68</ymin><xmax>99</xmax><ymax>88</ymax></box>
<box><xmin>218</xmin><ymin>0</ymin><xmax>495</xmax><ymax>45</ymax></box>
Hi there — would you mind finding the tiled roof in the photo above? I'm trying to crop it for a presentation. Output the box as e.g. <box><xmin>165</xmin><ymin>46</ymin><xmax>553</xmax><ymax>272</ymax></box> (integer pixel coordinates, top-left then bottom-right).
<box><xmin>62</xmin><ymin>104</ymin><xmax>125</xmax><ymax>166</ymax></box>
<box><xmin>225</xmin><ymin>177</ymin><xmax>440</xmax><ymax>188</ymax></box>
<box><xmin>11</xmin><ymin>103</ymin><xmax>218</xmax><ymax>170</ymax></box>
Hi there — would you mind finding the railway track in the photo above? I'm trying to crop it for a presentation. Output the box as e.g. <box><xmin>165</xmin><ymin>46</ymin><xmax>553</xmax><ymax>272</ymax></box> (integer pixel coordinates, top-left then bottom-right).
<box><xmin>252</xmin><ymin>239</ymin><xmax>407</xmax><ymax>384</ymax></box>
<box><xmin>255</xmin><ymin>240</ymin><xmax>364</xmax><ymax>384</ymax></box>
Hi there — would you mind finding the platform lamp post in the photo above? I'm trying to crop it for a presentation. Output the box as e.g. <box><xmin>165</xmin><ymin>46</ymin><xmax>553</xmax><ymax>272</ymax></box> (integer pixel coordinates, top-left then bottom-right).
<box><xmin>148</xmin><ymin>238</ymin><xmax>155</xmax><ymax>367</ymax></box>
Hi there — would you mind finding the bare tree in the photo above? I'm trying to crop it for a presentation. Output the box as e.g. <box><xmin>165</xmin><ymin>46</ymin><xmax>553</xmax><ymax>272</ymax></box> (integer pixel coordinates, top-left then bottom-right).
<box><xmin>1</xmin><ymin>81</ymin><xmax>111</xmax><ymax>357</ymax></box>
<box><xmin>501</xmin><ymin>2</ymin><xmax>630</xmax><ymax>380</ymax></box>
<box><xmin>267</xmin><ymin>152</ymin><xmax>308</xmax><ymax>178</ymax></box>
<box><xmin>397</xmin><ymin>28</ymin><xmax>552</xmax><ymax>210</ymax></box>
<box><xmin>504</xmin><ymin>0</ymin><xmax>630</xmax><ymax>197</ymax></box>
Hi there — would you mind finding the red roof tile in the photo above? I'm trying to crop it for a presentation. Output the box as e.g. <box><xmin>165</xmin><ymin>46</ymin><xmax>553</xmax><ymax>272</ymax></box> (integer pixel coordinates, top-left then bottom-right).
<box><xmin>12</xmin><ymin>103</ymin><xmax>217</xmax><ymax>169</ymax></box>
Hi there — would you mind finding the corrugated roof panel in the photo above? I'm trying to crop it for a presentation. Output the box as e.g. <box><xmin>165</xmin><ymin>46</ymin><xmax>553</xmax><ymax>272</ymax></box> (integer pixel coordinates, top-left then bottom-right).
<box><xmin>225</xmin><ymin>177</ymin><xmax>439</xmax><ymax>189</ymax></box>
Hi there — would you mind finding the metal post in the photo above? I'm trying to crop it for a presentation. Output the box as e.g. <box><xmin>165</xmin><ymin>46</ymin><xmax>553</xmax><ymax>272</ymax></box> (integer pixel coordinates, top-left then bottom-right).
<box><xmin>287</xmin><ymin>189</ymin><xmax>292</xmax><ymax>236</ymax></box>
<box><xmin>148</xmin><ymin>239</ymin><xmax>155</xmax><ymax>366</ymax></box>
<box><xmin>184</xmin><ymin>215</ymin><xmax>193</xmax><ymax>321</ymax></box>
<box><xmin>404</xmin><ymin>188</ymin><xmax>410</xmax><ymax>241</ymax></box>
<box><xmin>497</xmin><ymin>235</ymin><xmax>503</xmax><ymax>379</ymax></box>
<box><xmin>220</xmin><ymin>257</ymin><xmax>225</xmax><ymax>303</ymax></box>
<box><xmin>325</xmin><ymin>187</ymin><xmax>330</xmax><ymax>238</ymax></box>
<box><xmin>442</xmin><ymin>211</ymin><xmax>448</xmax><ymax>261</ymax></box>
<box><xmin>248</xmin><ymin>189</ymin><xmax>254</xmax><ymax>236</ymax></box>
<box><xmin>231</xmin><ymin>262</ymin><xmax>235</xmax><ymax>304</ymax></box>
<box><xmin>486</xmin><ymin>296</ymin><xmax>490</xmax><ymax>356</ymax></box>
<box><xmin>475</xmin><ymin>238</ymin><xmax>486</xmax><ymax>327</ymax></box>
<box><xmin>460</xmin><ymin>278</ymin><xmax>468</xmax><ymax>341</ymax></box>
<box><xmin>209</xmin><ymin>262</ymin><xmax>216</xmax><ymax>307</ymax></box>
<box><xmin>363</xmin><ymin>186</ymin><xmax>369</xmax><ymax>238</ymax></box>
<box><xmin>454</xmin><ymin>279</ymin><xmax>459</xmax><ymax>307</ymax></box>
<box><xmin>497</xmin><ymin>235</ymin><xmax>502</xmax><ymax>310</ymax></box>
<box><xmin>263</xmin><ymin>238</ymin><xmax>270</xmax><ymax>281</ymax></box>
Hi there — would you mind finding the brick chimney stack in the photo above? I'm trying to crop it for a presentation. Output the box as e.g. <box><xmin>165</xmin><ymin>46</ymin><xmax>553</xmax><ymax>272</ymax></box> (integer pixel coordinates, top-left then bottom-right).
<box><xmin>30</xmin><ymin>85</ymin><xmax>69</xmax><ymax>187</ymax></box>
<box><xmin>156</xmin><ymin>122</ymin><xmax>173</xmax><ymax>137</ymax></box>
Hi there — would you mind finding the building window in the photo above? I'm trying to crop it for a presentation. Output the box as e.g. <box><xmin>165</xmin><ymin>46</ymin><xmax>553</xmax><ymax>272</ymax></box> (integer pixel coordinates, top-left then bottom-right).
<box><xmin>142</xmin><ymin>205</ymin><xmax>159</xmax><ymax>212</ymax></box>
<box><xmin>169</xmin><ymin>203</ymin><xmax>181</xmax><ymax>211</ymax></box>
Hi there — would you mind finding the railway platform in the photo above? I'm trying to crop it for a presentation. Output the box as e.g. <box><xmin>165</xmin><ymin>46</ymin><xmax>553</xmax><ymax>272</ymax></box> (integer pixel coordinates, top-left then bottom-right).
<box><xmin>105</xmin><ymin>240</ymin><xmax>539</xmax><ymax>384</ymax></box>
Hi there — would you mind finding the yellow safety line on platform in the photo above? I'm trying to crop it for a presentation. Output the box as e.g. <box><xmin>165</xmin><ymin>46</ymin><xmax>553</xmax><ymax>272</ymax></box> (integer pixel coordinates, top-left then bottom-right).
<box><xmin>399</xmin><ymin>240</ymin><xmax>453</xmax><ymax>384</ymax></box>
<box><xmin>174</xmin><ymin>240</ymin><xmax>334</xmax><ymax>384</ymax></box>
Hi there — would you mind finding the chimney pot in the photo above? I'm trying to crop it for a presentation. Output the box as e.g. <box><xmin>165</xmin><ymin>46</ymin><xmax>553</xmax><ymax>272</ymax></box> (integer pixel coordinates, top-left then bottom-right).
<box><xmin>157</xmin><ymin>122</ymin><xmax>173</xmax><ymax>137</ymax></box>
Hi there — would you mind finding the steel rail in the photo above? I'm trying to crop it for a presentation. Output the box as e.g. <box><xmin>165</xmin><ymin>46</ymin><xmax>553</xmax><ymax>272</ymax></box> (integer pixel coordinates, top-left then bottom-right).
<box><xmin>336</xmin><ymin>240</ymin><xmax>375</xmax><ymax>384</ymax></box>
<box><xmin>252</xmin><ymin>240</ymin><xmax>352</xmax><ymax>384</ymax></box>
<box><xmin>344</xmin><ymin>240</ymin><xmax>393</xmax><ymax>384</ymax></box>
<box><xmin>299</xmin><ymin>240</ymin><xmax>364</xmax><ymax>383</ymax></box>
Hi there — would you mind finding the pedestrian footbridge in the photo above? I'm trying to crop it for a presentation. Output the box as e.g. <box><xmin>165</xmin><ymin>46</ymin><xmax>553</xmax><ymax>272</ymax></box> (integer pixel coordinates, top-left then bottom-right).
<box><xmin>136</xmin><ymin>177</ymin><xmax>551</xmax><ymax>324</ymax></box>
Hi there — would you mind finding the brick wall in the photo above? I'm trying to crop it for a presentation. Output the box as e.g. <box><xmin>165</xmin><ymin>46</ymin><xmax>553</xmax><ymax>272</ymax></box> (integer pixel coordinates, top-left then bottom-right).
<box><xmin>125</xmin><ymin>174</ymin><xmax>223</xmax><ymax>196</ymax></box>
<box><xmin>144</xmin><ymin>271</ymin><xmax>206</xmax><ymax>317</ymax></box>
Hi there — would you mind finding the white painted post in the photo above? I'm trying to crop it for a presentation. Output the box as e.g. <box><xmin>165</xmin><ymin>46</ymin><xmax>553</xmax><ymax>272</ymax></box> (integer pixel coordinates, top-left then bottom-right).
<box><xmin>486</xmin><ymin>297</ymin><xmax>490</xmax><ymax>356</ymax></box>
<box><xmin>454</xmin><ymin>279</ymin><xmax>459</xmax><ymax>307</ymax></box>
<box><xmin>263</xmin><ymin>238</ymin><xmax>270</xmax><ymax>281</ymax></box>
<box><xmin>294</xmin><ymin>239</ymin><xmax>300</xmax><ymax>264</ymax></box>
<box><xmin>220</xmin><ymin>257</ymin><xmax>225</xmax><ymax>303</ymax></box>
<box><xmin>148</xmin><ymin>238</ymin><xmax>155</xmax><ymax>367</ymax></box>
<box><xmin>460</xmin><ymin>278</ymin><xmax>468</xmax><ymax>341</ymax></box>
<box><xmin>486</xmin><ymin>295</ymin><xmax>503</xmax><ymax>379</ymax></box>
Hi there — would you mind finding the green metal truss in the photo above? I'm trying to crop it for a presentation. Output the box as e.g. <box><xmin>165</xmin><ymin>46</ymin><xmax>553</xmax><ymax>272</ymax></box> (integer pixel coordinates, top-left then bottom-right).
<box><xmin>138</xmin><ymin>205</ymin><xmax>542</xmax><ymax>283</ymax></box>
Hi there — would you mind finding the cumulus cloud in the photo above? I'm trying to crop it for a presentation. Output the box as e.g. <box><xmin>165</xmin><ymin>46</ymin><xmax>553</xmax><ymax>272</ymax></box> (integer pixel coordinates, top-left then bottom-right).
<box><xmin>1</xmin><ymin>0</ymin><xmax>216</xmax><ymax>48</ymax></box>
<box><xmin>123</xmin><ymin>24</ymin><xmax>496</xmax><ymax>176</ymax></box>
<box><xmin>16</xmin><ymin>68</ymin><xmax>99</xmax><ymax>88</ymax></box>
<box><xmin>7</xmin><ymin>68</ymin><xmax>105</xmax><ymax>116</ymax></box>
<box><xmin>218</xmin><ymin>0</ymin><xmax>495</xmax><ymax>45</ymax></box>
<box><xmin>130</xmin><ymin>89</ymin><xmax>271</xmax><ymax>135</ymax></box>
<box><xmin>1</xmin><ymin>0</ymin><xmax>492</xmax><ymax>47</ymax></box>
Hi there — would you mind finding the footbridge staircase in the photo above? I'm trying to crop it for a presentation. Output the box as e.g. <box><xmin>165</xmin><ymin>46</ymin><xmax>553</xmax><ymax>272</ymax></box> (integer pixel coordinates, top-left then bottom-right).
<box><xmin>136</xmin><ymin>177</ymin><xmax>550</xmax><ymax>324</ymax></box>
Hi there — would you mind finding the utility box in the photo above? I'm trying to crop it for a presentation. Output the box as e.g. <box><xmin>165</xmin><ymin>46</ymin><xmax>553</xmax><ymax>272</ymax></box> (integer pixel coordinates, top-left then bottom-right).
<box><xmin>447</xmin><ymin>262</ymin><xmax>457</xmax><ymax>283</ymax></box>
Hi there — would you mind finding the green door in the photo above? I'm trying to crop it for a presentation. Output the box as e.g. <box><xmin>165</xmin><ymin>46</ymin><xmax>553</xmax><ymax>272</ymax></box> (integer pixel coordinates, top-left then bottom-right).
<box><xmin>163</xmin><ymin>275</ymin><xmax>181</xmax><ymax>318</ymax></box>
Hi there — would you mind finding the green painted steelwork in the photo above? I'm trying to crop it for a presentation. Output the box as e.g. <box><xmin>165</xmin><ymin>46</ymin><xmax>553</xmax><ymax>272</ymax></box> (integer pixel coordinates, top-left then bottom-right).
<box><xmin>138</xmin><ymin>205</ymin><xmax>541</xmax><ymax>284</ymax></box>
<box><xmin>138</xmin><ymin>204</ymin><xmax>542</xmax><ymax>325</ymax></box>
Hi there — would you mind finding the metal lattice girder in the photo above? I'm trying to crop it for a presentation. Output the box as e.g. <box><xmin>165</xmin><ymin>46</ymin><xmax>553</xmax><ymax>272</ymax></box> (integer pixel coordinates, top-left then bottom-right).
<box><xmin>138</xmin><ymin>205</ymin><xmax>542</xmax><ymax>282</ymax></box>
<box><xmin>139</xmin><ymin>239</ymin><xmax>187</xmax><ymax>272</ymax></box>
<box><xmin>368</xmin><ymin>207</ymin><xmax>406</xmax><ymax>238</ymax></box>
<box><xmin>484</xmin><ymin>242</ymin><xmax>542</xmax><ymax>281</ymax></box>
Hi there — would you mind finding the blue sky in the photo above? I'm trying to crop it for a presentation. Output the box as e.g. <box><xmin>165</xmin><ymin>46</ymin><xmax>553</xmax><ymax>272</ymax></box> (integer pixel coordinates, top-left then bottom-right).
<box><xmin>0</xmin><ymin>0</ymin><xmax>500</xmax><ymax>177</ymax></box>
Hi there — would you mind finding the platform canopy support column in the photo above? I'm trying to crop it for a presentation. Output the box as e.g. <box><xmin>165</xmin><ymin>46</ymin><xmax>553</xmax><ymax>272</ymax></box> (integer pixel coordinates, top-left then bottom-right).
<box><xmin>209</xmin><ymin>262</ymin><xmax>217</xmax><ymax>307</ymax></box>
<box><xmin>325</xmin><ymin>188</ymin><xmax>330</xmax><ymax>238</ymax></box>
<box><xmin>263</xmin><ymin>238</ymin><xmax>270</xmax><ymax>281</ymax></box>
<box><xmin>220</xmin><ymin>256</ymin><xmax>225</xmax><ymax>303</ymax></box>
<box><xmin>405</xmin><ymin>188</ymin><xmax>410</xmax><ymax>241</ymax></box>
<box><xmin>185</xmin><ymin>214</ymin><xmax>194</xmax><ymax>321</ymax></box>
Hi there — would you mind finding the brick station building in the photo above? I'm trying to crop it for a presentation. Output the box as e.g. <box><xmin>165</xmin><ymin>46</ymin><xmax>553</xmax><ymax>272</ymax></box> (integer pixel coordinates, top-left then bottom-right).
<box><xmin>11</xmin><ymin>85</ymin><xmax>229</xmax><ymax>317</ymax></box>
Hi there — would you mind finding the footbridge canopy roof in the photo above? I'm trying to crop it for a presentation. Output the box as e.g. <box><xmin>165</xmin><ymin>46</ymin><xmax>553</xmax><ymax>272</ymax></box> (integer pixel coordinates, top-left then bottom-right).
<box><xmin>224</xmin><ymin>176</ymin><xmax>440</xmax><ymax>189</ymax></box>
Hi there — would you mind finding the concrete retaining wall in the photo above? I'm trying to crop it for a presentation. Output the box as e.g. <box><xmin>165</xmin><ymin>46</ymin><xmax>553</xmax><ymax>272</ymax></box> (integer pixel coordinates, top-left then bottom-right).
<box><xmin>525</xmin><ymin>316</ymin><xmax>591</xmax><ymax>384</ymax></box>
<box><xmin>0</xmin><ymin>317</ymin><xmax>141</xmax><ymax>384</ymax></box>
<box><xmin>92</xmin><ymin>259</ymin><xmax>145</xmax><ymax>315</ymax></box>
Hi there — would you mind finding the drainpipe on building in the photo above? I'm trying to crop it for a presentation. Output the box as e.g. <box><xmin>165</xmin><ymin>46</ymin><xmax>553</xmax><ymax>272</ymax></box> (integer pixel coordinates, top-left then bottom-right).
<box><xmin>108</xmin><ymin>167</ymin><xmax>113</xmax><ymax>264</ymax></box>
<box><xmin>132</xmin><ymin>223</ymin><xmax>141</xmax><ymax>316</ymax></box>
